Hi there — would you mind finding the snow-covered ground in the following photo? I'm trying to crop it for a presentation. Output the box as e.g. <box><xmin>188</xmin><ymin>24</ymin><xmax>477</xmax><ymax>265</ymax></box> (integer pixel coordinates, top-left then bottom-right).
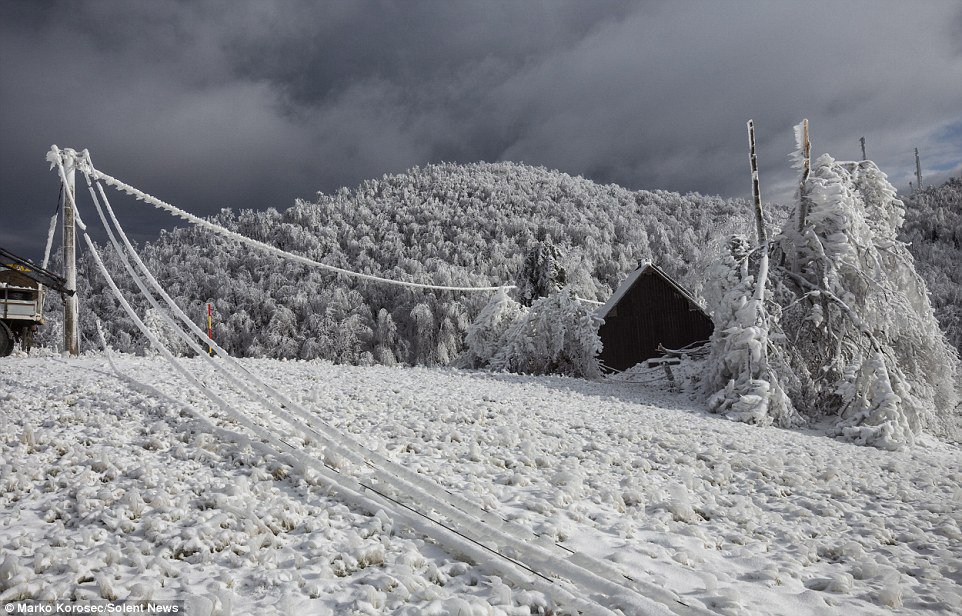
<box><xmin>1</xmin><ymin>353</ymin><xmax>960</xmax><ymax>614</ymax></box>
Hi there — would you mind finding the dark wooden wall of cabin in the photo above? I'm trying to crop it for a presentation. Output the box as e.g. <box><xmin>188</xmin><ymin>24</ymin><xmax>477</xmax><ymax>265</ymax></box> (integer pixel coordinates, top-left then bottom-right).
<box><xmin>598</xmin><ymin>270</ymin><xmax>713</xmax><ymax>371</ymax></box>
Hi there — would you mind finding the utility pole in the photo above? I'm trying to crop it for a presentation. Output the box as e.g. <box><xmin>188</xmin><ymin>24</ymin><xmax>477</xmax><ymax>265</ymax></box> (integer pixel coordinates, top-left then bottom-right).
<box><xmin>747</xmin><ymin>120</ymin><xmax>767</xmax><ymax>248</ymax></box>
<box><xmin>795</xmin><ymin>119</ymin><xmax>811</xmax><ymax>236</ymax></box>
<box><xmin>914</xmin><ymin>148</ymin><xmax>923</xmax><ymax>193</ymax></box>
<box><xmin>61</xmin><ymin>149</ymin><xmax>79</xmax><ymax>355</ymax></box>
<box><xmin>860</xmin><ymin>137</ymin><xmax>866</xmax><ymax>160</ymax></box>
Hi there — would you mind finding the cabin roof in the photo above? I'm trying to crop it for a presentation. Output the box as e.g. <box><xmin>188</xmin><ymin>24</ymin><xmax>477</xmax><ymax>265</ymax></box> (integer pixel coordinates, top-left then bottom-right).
<box><xmin>596</xmin><ymin>262</ymin><xmax>709</xmax><ymax>320</ymax></box>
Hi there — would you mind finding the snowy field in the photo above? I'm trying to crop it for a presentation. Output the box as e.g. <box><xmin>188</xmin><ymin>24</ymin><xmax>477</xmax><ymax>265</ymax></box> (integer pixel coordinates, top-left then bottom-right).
<box><xmin>1</xmin><ymin>354</ymin><xmax>961</xmax><ymax>615</ymax></box>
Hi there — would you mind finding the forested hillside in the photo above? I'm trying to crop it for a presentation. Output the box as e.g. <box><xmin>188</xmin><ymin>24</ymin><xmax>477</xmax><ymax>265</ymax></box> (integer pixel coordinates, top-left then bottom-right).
<box><xmin>44</xmin><ymin>162</ymin><xmax>756</xmax><ymax>364</ymax></box>
<box><xmin>901</xmin><ymin>177</ymin><xmax>962</xmax><ymax>352</ymax></box>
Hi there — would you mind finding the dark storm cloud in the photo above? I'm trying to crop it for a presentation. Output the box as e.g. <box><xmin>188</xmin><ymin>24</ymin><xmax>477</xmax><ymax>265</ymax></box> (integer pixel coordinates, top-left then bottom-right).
<box><xmin>2</xmin><ymin>1</ymin><xmax>961</xmax><ymax>262</ymax></box>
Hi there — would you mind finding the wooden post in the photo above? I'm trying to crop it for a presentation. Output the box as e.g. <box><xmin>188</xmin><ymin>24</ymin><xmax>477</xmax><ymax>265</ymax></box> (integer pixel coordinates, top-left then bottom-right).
<box><xmin>860</xmin><ymin>136</ymin><xmax>866</xmax><ymax>160</ymax></box>
<box><xmin>62</xmin><ymin>150</ymin><xmax>79</xmax><ymax>356</ymax></box>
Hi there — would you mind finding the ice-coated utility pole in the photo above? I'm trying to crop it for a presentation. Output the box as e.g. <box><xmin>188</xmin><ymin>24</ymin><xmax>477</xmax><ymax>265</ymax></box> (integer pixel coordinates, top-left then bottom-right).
<box><xmin>747</xmin><ymin>120</ymin><xmax>767</xmax><ymax>247</ymax></box>
<box><xmin>47</xmin><ymin>146</ymin><xmax>80</xmax><ymax>355</ymax></box>
<box><xmin>63</xmin><ymin>150</ymin><xmax>79</xmax><ymax>355</ymax></box>
<box><xmin>795</xmin><ymin>119</ymin><xmax>811</xmax><ymax>236</ymax></box>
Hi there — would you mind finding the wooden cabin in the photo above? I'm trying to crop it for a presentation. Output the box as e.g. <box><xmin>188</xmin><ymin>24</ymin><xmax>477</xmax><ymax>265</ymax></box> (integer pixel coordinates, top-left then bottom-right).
<box><xmin>597</xmin><ymin>263</ymin><xmax>713</xmax><ymax>372</ymax></box>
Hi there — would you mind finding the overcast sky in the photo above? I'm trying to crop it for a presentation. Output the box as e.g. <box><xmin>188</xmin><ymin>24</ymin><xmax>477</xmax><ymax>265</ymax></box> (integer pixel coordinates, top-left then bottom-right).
<box><xmin>2</xmin><ymin>0</ymin><xmax>961</xmax><ymax>262</ymax></box>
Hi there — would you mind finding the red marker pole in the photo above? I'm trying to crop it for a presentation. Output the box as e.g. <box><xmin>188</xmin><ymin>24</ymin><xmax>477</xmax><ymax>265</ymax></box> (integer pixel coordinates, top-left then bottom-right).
<box><xmin>207</xmin><ymin>303</ymin><xmax>214</xmax><ymax>355</ymax></box>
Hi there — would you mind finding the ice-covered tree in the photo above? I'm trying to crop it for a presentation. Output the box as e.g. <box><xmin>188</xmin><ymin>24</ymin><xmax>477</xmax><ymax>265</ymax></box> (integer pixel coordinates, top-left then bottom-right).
<box><xmin>487</xmin><ymin>289</ymin><xmax>603</xmax><ymax>378</ymax></box>
<box><xmin>779</xmin><ymin>155</ymin><xmax>959</xmax><ymax>446</ymax></box>
<box><xmin>373</xmin><ymin>308</ymin><xmax>398</xmax><ymax>366</ymax></box>
<box><xmin>409</xmin><ymin>303</ymin><xmax>436</xmax><ymax>365</ymax></box>
<box><xmin>703</xmin><ymin>237</ymin><xmax>798</xmax><ymax>426</ymax></box>
<box><xmin>901</xmin><ymin>177</ymin><xmax>962</xmax><ymax>353</ymax></box>
<box><xmin>458</xmin><ymin>289</ymin><xmax>525</xmax><ymax>369</ymax></box>
<box><xmin>515</xmin><ymin>237</ymin><xmax>568</xmax><ymax>306</ymax></box>
<box><xmin>143</xmin><ymin>307</ymin><xmax>189</xmax><ymax>357</ymax></box>
<box><xmin>703</xmin><ymin>122</ymin><xmax>959</xmax><ymax>448</ymax></box>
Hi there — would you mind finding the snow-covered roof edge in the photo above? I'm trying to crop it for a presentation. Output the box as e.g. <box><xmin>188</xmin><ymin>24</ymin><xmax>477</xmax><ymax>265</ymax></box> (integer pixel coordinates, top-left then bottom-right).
<box><xmin>596</xmin><ymin>262</ymin><xmax>710</xmax><ymax>320</ymax></box>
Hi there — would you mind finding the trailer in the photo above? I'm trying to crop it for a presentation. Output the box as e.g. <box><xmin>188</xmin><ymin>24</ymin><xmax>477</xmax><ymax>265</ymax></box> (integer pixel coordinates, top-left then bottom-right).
<box><xmin>0</xmin><ymin>246</ymin><xmax>73</xmax><ymax>356</ymax></box>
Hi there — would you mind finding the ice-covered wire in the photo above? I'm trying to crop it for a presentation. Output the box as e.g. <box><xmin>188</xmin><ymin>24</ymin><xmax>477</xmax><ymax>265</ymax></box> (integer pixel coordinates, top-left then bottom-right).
<box><xmin>90</xmin><ymin>167</ymin><xmax>514</xmax><ymax>293</ymax></box>
<box><xmin>81</xmin><ymin>167</ymin><xmax>324</xmax><ymax>447</ymax></box>
<box><xmin>42</xmin><ymin>184</ymin><xmax>62</xmax><ymax>270</ymax></box>
<box><xmin>41</xmin><ymin>213</ymin><xmax>59</xmax><ymax>271</ymax></box>
<box><xmin>90</xmin><ymin>165</ymin><xmax>606</xmax><ymax>304</ymax></box>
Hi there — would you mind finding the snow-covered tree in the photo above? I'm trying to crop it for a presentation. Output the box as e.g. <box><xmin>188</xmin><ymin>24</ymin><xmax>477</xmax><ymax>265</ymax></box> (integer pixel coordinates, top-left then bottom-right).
<box><xmin>783</xmin><ymin>156</ymin><xmax>957</xmax><ymax>444</ymax></box>
<box><xmin>143</xmin><ymin>307</ymin><xmax>189</xmax><ymax>357</ymax></box>
<box><xmin>373</xmin><ymin>308</ymin><xmax>398</xmax><ymax>366</ymax></box>
<box><xmin>704</xmin><ymin>128</ymin><xmax>959</xmax><ymax>448</ymax></box>
<box><xmin>515</xmin><ymin>238</ymin><xmax>568</xmax><ymax>306</ymax></box>
<box><xmin>409</xmin><ymin>303</ymin><xmax>436</xmax><ymax>365</ymax></box>
<box><xmin>487</xmin><ymin>289</ymin><xmax>603</xmax><ymax>378</ymax></box>
<box><xmin>458</xmin><ymin>289</ymin><xmax>525</xmax><ymax>369</ymax></box>
<box><xmin>703</xmin><ymin>237</ymin><xmax>798</xmax><ymax>427</ymax></box>
<box><xmin>901</xmin><ymin>177</ymin><xmax>962</xmax><ymax>353</ymax></box>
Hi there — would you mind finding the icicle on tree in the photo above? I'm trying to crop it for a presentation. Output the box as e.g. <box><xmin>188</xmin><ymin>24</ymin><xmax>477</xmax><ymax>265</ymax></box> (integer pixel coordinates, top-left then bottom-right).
<box><xmin>703</xmin><ymin>121</ymin><xmax>798</xmax><ymax>427</ymax></box>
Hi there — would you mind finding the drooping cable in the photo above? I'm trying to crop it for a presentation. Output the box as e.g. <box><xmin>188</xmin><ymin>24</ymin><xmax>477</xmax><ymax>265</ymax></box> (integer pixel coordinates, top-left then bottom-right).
<box><xmin>90</xmin><ymin>166</ymin><xmax>514</xmax><ymax>293</ymax></box>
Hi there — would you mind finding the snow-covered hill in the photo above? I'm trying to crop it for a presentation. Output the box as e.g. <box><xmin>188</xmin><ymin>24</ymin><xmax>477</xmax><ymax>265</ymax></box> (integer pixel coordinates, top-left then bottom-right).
<box><xmin>2</xmin><ymin>354</ymin><xmax>960</xmax><ymax>614</ymax></box>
